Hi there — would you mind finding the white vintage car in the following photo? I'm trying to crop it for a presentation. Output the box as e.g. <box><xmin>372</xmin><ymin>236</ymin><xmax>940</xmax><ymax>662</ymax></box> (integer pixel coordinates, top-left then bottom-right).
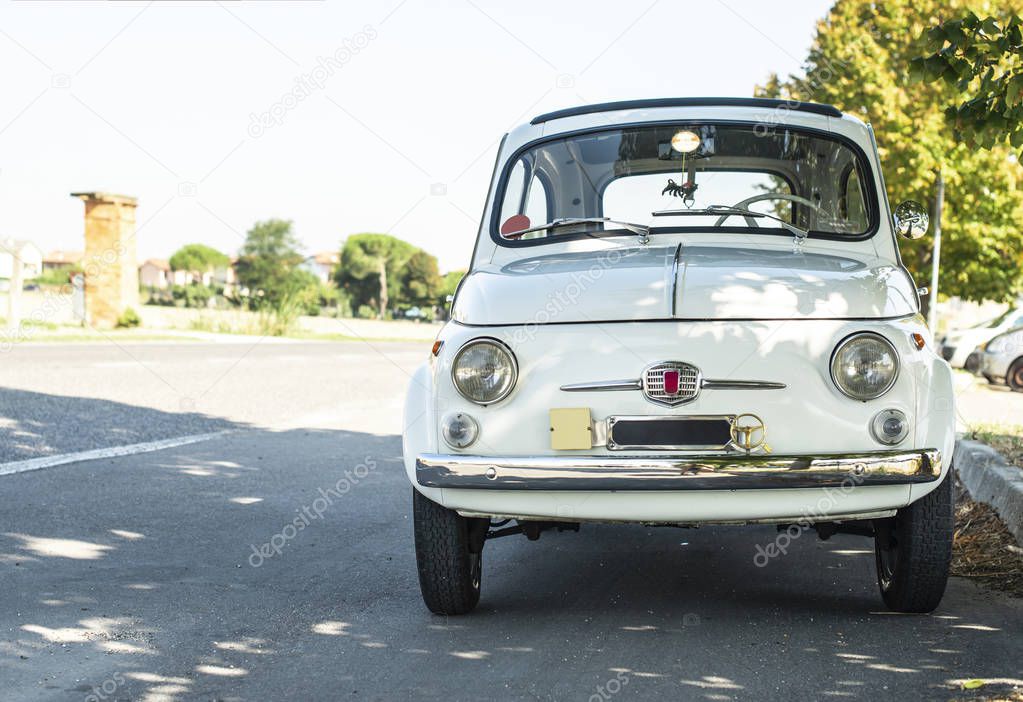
<box><xmin>403</xmin><ymin>97</ymin><xmax>955</xmax><ymax>615</ymax></box>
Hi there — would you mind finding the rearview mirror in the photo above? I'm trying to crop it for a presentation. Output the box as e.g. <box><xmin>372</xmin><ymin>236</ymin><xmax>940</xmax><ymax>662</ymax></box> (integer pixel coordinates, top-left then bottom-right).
<box><xmin>893</xmin><ymin>200</ymin><xmax>928</xmax><ymax>239</ymax></box>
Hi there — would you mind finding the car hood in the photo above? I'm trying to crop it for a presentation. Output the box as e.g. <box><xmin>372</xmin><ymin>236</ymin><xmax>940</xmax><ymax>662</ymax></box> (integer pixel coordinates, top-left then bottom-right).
<box><xmin>451</xmin><ymin>245</ymin><xmax>919</xmax><ymax>324</ymax></box>
<box><xmin>944</xmin><ymin>327</ymin><xmax>997</xmax><ymax>347</ymax></box>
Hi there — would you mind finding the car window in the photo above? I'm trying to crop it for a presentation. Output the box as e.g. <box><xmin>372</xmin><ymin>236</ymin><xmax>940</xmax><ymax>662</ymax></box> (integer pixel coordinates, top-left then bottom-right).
<box><xmin>603</xmin><ymin>172</ymin><xmax>793</xmax><ymax>224</ymax></box>
<box><xmin>840</xmin><ymin>165</ymin><xmax>867</xmax><ymax>227</ymax></box>
<box><xmin>499</xmin><ymin>160</ymin><xmax>549</xmax><ymax>239</ymax></box>
<box><xmin>984</xmin><ymin>310</ymin><xmax>1013</xmax><ymax>328</ymax></box>
<box><xmin>494</xmin><ymin>123</ymin><xmax>875</xmax><ymax>242</ymax></box>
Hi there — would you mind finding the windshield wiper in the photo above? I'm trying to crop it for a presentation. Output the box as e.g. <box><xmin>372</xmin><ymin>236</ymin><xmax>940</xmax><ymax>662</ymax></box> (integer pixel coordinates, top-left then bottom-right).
<box><xmin>505</xmin><ymin>217</ymin><xmax>650</xmax><ymax>244</ymax></box>
<box><xmin>652</xmin><ymin>205</ymin><xmax>808</xmax><ymax>244</ymax></box>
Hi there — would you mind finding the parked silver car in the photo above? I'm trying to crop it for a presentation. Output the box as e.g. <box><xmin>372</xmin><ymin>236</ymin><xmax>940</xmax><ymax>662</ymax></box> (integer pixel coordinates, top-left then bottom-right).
<box><xmin>977</xmin><ymin>327</ymin><xmax>1023</xmax><ymax>391</ymax></box>
<box><xmin>937</xmin><ymin>307</ymin><xmax>1023</xmax><ymax>372</ymax></box>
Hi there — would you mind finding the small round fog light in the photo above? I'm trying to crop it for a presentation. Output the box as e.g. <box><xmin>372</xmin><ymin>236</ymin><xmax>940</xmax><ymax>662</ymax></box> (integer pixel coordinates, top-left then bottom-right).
<box><xmin>870</xmin><ymin>409</ymin><xmax>909</xmax><ymax>445</ymax></box>
<box><xmin>442</xmin><ymin>412</ymin><xmax>479</xmax><ymax>449</ymax></box>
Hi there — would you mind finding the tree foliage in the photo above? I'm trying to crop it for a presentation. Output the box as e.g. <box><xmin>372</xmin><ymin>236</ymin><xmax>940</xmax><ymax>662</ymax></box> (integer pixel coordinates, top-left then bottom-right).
<box><xmin>400</xmin><ymin>251</ymin><xmax>442</xmax><ymax>306</ymax></box>
<box><xmin>335</xmin><ymin>233</ymin><xmax>440</xmax><ymax>317</ymax></box>
<box><xmin>235</xmin><ymin>219</ymin><xmax>313</xmax><ymax>314</ymax></box>
<box><xmin>911</xmin><ymin>13</ymin><xmax>1023</xmax><ymax>153</ymax></box>
<box><xmin>439</xmin><ymin>270</ymin><xmax>465</xmax><ymax>303</ymax></box>
<box><xmin>169</xmin><ymin>243</ymin><xmax>229</xmax><ymax>274</ymax></box>
<box><xmin>758</xmin><ymin>0</ymin><xmax>1023</xmax><ymax>305</ymax></box>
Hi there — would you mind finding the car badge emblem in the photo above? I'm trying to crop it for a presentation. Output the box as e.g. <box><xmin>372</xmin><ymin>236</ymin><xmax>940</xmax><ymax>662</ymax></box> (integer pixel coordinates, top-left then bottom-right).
<box><xmin>662</xmin><ymin>369</ymin><xmax>680</xmax><ymax>395</ymax></box>
<box><xmin>641</xmin><ymin>361</ymin><xmax>701</xmax><ymax>406</ymax></box>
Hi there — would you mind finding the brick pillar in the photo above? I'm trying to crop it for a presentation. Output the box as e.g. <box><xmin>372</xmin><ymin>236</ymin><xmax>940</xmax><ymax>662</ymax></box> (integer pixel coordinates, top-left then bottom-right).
<box><xmin>71</xmin><ymin>192</ymin><xmax>139</xmax><ymax>329</ymax></box>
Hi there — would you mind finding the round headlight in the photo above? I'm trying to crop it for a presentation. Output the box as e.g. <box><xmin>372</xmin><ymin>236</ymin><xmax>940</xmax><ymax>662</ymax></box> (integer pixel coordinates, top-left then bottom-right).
<box><xmin>451</xmin><ymin>339</ymin><xmax>517</xmax><ymax>405</ymax></box>
<box><xmin>830</xmin><ymin>332</ymin><xmax>899</xmax><ymax>400</ymax></box>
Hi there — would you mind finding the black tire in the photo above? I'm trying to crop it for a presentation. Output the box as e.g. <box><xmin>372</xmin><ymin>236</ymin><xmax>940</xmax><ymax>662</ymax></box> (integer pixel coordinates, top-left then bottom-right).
<box><xmin>1008</xmin><ymin>359</ymin><xmax>1023</xmax><ymax>392</ymax></box>
<box><xmin>874</xmin><ymin>468</ymin><xmax>953</xmax><ymax>613</ymax></box>
<box><xmin>964</xmin><ymin>352</ymin><xmax>981</xmax><ymax>374</ymax></box>
<box><xmin>413</xmin><ymin>489</ymin><xmax>486</xmax><ymax>615</ymax></box>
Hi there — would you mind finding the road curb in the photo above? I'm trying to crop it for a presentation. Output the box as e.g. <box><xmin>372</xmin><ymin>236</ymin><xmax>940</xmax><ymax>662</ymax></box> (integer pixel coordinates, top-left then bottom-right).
<box><xmin>954</xmin><ymin>439</ymin><xmax>1023</xmax><ymax>545</ymax></box>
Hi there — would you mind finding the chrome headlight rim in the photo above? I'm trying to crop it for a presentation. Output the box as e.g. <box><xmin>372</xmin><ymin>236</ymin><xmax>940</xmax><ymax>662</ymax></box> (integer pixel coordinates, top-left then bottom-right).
<box><xmin>830</xmin><ymin>331</ymin><xmax>900</xmax><ymax>401</ymax></box>
<box><xmin>441</xmin><ymin>411</ymin><xmax>480</xmax><ymax>449</ymax></box>
<box><xmin>869</xmin><ymin>408</ymin><xmax>910</xmax><ymax>446</ymax></box>
<box><xmin>451</xmin><ymin>337</ymin><xmax>519</xmax><ymax>406</ymax></box>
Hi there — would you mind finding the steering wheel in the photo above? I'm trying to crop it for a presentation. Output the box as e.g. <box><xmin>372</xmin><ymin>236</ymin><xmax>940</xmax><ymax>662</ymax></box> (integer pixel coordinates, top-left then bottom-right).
<box><xmin>713</xmin><ymin>193</ymin><xmax>821</xmax><ymax>227</ymax></box>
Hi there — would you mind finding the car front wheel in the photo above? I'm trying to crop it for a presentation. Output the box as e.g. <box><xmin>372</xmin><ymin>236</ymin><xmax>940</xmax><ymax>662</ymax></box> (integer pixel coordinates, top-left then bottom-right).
<box><xmin>874</xmin><ymin>468</ymin><xmax>953</xmax><ymax>613</ymax></box>
<box><xmin>413</xmin><ymin>489</ymin><xmax>487</xmax><ymax>615</ymax></box>
<box><xmin>1008</xmin><ymin>359</ymin><xmax>1023</xmax><ymax>392</ymax></box>
<box><xmin>964</xmin><ymin>352</ymin><xmax>981</xmax><ymax>373</ymax></box>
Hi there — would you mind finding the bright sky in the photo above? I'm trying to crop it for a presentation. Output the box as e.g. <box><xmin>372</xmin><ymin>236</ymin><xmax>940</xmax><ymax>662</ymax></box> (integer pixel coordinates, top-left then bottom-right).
<box><xmin>0</xmin><ymin>0</ymin><xmax>833</xmax><ymax>272</ymax></box>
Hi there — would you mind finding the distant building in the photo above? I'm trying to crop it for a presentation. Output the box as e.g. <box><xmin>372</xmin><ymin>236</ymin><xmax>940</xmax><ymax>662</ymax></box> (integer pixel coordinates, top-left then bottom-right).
<box><xmin>42</xmin><ymin>250</ymin><xmax>84</xmax><ymax>270</ymax></box>
<box><xmin>0</xmin><ymin>238</ymin><xmax>43</xmax><ymax>281</ymax></box>
<box><xmin>139</xmin><ymin>258</ymin><xmax>171</xmax><ymax>289</ymax></box>
<box><xmin>148</xmin><ymin>257</ymin><xmax>238</xmax><ymax>292</ymax></box>
<box><xmin>212</xmin><ymin>258</ymin><xmax>237</xmax><ymax>291</ymax></box>
<box><xmin>302</xmin><ymin>251</ymin><xmax>340</xmax><ymax>283</ymax></box>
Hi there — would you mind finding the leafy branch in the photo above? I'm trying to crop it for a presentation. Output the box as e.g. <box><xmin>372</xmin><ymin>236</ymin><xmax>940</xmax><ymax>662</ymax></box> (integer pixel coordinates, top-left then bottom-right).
<box><xmin>910</xmin><ymin>12</ymin><xmax>1023</xmax><ymax>153</ymax></box>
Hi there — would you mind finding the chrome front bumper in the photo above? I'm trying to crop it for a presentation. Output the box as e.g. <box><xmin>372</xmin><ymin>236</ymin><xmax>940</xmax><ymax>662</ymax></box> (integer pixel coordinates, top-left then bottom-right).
<box><xmin>416</xmin><ymin>449</ymin><xmax>941</xmax><ymax>491</ymax></box>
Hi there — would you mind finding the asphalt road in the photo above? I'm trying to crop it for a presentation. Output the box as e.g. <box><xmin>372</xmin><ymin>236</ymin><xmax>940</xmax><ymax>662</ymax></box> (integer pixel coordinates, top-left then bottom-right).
<box><xmin>2</xmin><ymin>341</ymin><xmax>1022</xmax><ymax>701</ymax></box>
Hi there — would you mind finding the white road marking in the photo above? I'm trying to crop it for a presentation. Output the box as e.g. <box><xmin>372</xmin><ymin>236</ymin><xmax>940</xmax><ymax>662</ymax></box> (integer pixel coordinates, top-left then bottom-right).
<box><xmin>0</xmin><ymin>431</ymin><xmax>234</xmax><ymax>477</ymax></box>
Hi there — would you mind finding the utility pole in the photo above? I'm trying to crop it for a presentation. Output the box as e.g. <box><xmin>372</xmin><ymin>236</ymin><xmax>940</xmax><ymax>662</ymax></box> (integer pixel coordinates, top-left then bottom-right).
<box><xmin>928</xmin><ymin>169</ymin><xmax>944</xmax><ymax>332</ymax></box>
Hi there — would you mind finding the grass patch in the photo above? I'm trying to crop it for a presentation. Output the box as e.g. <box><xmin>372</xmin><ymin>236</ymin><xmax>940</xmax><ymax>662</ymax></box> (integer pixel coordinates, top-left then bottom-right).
<box><xmin>0</xmin><ymin>317</ymin><xmax>61</xmax><ymax>331</ymax></box>
<box><xmin>966</xmin><ymin>422</ymin><xmax>1023</xmax><ymax>467</ymax></box>
<box><xmin>12</xmin><ymin>329</ymin><xmax>209</xmax><ymax>344</ymax></box>
<box><xmin>188</xmin><ymin>314</ymin><xmax>260</xmax><ymax>335</ymax></box>
<box><xmin>286</xmin><ymin>330</ymin><xmax>430</xmax><ymax>344</ymax></box>
<box><xmin>25</xmin><ymin>334</ymin><xmax>207</xmax><ymax>343</ymax></box>
<box><xmin>183</xmin><ymin>319</ymin><xmax>428</xmax><ymax>343</ymax></box>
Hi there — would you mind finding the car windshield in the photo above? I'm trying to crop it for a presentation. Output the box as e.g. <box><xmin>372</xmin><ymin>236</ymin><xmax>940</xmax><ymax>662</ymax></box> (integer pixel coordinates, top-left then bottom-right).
<box><xmin>977</xmin><ymin>309</ymin><xmax>1013</xmax><ymax>328</ymax></box>
<box><xmin>495</xmin><ymin>123</ymin><xmax>874</xmax><ymax>242</ymax></box>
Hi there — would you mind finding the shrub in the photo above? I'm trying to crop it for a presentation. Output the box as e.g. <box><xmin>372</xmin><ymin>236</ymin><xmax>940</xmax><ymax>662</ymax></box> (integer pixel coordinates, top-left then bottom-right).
<box><xmin>116</xmin><ymin>307</ymin><xmax>141</xmax><ymax>328</ymax></box>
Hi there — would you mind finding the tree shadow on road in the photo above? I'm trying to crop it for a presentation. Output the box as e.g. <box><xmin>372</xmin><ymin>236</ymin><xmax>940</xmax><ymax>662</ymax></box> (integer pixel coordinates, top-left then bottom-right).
<box><xmin>0</xmin><ymin>387</ymin><xmax>243</xmax><ymax>463</ymax></box>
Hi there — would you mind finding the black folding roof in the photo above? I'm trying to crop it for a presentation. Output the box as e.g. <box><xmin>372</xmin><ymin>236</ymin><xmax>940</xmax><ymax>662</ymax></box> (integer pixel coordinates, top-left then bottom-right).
<box><xmin>530</xmin><ymin>97</ymin><xmax>843</xmax><ymax>125</ymax></box>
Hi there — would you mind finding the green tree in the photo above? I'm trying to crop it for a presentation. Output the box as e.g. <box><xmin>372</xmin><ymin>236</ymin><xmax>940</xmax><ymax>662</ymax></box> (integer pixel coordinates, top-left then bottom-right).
<box><xmin>911</xmin><ymin>13</ymin><xmax>1023</xmax><ymax>154</ymax></box>
<box><xmin>335</xmin><ymin>233</ymin><xmax>417</xmax><ymax>318</ymax></box>
<box><xmin>400</xmin><ymin>250</ymin><xmax>443</xmax><ymax>307</ymax></box>
<box><xmin>234</xmin><ymin>218</ymin><xmax>317</xmax><ymax>337</ymax></box>
<box><xmin>169</xmin><ymin>244</ymin><xmax>229</xmax><ymax>277</ymax></box>
<box><xmin>235</xmin><ymin>219</ymin><xmax>315</xmax><ymax>324</ymax></box>
<box><xmin>438</xmin><ymin>270</ymin><xmax>466</xmax><ymax>311</ymax></box>
<box><xmin>758</xmin><ymin>0</ymin><xmax>1023</xmax><ymax>307</ymax></box>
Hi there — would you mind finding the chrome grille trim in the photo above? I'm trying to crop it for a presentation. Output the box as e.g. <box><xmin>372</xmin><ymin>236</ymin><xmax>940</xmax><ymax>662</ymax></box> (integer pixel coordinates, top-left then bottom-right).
<box><xmin>561</xmin><ymin>379</ymin><xmax>642</xmax><ymax>392</ymax></box>
<box><xmin>561</xmin><ymin>376</ymin><xmax>786</xmax><ymax>393</ymax></box>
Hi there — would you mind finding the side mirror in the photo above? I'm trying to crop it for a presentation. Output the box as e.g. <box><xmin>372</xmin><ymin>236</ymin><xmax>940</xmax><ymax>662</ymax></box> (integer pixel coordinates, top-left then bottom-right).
<box><xmin>893</xmin><ymin>200</ymin><xmax>929</xmax><ymax>239</ymax></box>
